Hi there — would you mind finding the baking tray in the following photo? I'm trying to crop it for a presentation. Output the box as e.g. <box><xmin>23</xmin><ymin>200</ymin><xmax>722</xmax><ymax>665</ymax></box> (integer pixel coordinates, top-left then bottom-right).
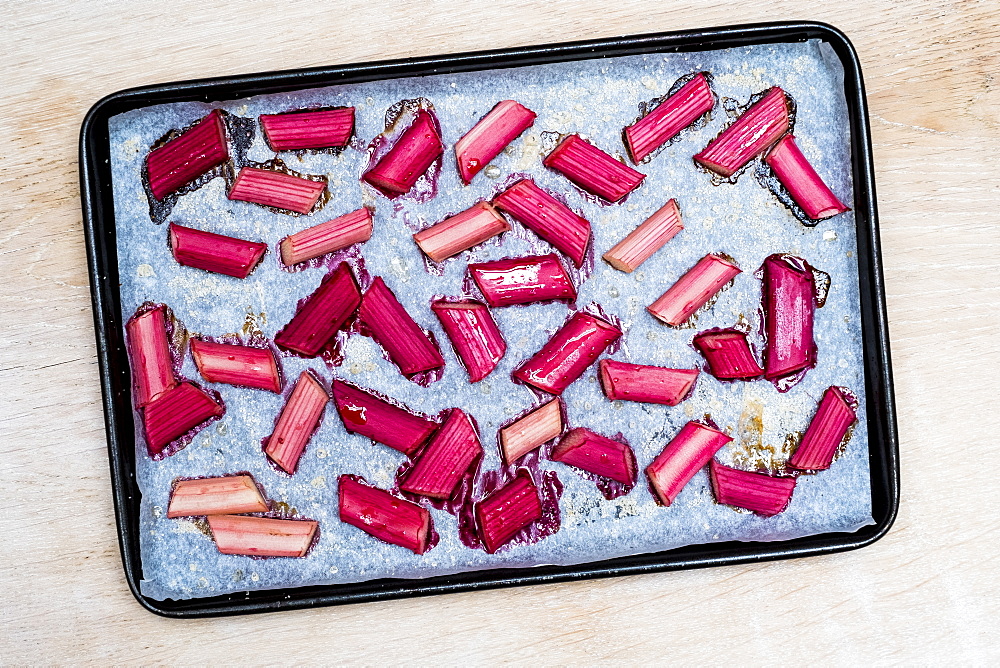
<box><xmin>80</xmin><ymin>20</ymin><xmax>898</xmax><ymax>618</ymax></box>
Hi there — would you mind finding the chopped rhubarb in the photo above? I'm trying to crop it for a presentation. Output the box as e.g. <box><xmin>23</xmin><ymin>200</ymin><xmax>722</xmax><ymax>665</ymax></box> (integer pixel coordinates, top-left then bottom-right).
<box><xmin>413</xmin><ymin>201</ymin><xmax>510</xmax><ymax>262</ymax></box>
<box><xmin>468</xmin><ymin>254</ymin><xmax>576</xmax><ymax>307</ymax></box>
<box><xmin>513</xmin><ymin>311</ymin><xmax>621</xmax><ymax>395</ymax></box>
<box><xmin>431</xmin><ymin>300</ymin><xmax>506</xmax><ymax>382</ymax></box>
<box><xmin>228</xmin><ymin>166</ymin><xmax>327</xmax><ymax>214</ymax></box>
<box><xmin>260</xmin><ymin>107</ymin><xmax>355</xmax><ymax>151</ymax></box>
<box><xmin>764</xmin><ymin>134</ymin><xmax>849</xmax><ymax>220</ymax></box>
<box><xmin>543</xmin><ymin>134</ymin><xmax>646</xmax><ymax>203</ymax></box>
<box><xmin>603</xmin><ymin>199</ymin><xmax>683</xmax><ymax>273</ymax></box>
<box><xmin>624</xmin><ymin>73</ymin><xmax>715</xmax><ymax>163</ymax></box>
<box><xmin>332</xmin><ymin>379</ymin><xmax>438</xmax><ymax>456</ymax></box>
<box><xmin>762</xmin><ymin>254</ymin><xmax>817</xmax><ymax>381</ymax></box>
<box><xmin>475</xmin><ymin>470</ymin><xmax>542</xmax><ymax>553</ymax></box>
<box><xmin>264</xmin><ymin>371</ymin><xmax>329</xmax><ymax>474</ymax></box>
<box><xmin>647</xmin><ymin>253</ymin><xmax>741</xmax><ymax>326</ymax></box>
<box><xmin>499</xmin><ymin>399</ymin><xmax>563</xmax><ymax>465</ymax></box>
<box><xmin>401</xmin><ymin>409</ymin><xmax>483</xmax><ymax>499</ymax></box>
<box><xmin>359</xmin><ymin>277</ymin><xmax>444</xmax><ymax>376</ymax></box>
<box><xmin>190</xmin><ymin>338</ymin><xmax>282</xmax><ymax>393</ymax></box>
<box><xmin>455</xmin><ymin>100</ymin><xmax>537</xmax><ymax>184</ymax></box>
<box><xmin>550</xmin><ymin>428</ymin><xmax>637</xmax><ymax>485</ymax></box>
<box><xmin>275</xmin><ymin>262</ymin><xmax>361</xmax><ymax>357</ymax></box>
<box><xmin>126</xmin><ymin>305</ymin><xmax>177</xmax><ymax>407</ymax></box>
<box><xmin>146</xmin><ymin>109</ymin><xmax>229</xmax><ymax>200</ymax></box>
<box><xmin>339</xmin><ymin>476</ymin><xmax>433</xmax><ymax>554</ymax></box>
<box><xmin>788</xmin><ymin>386</ymin><xmax>857</xmax><ymax>471</ymax></box>
<box><xmin>492</xmin><ymin>179</ymin><xmax>591</xmax><ymax>267</ymax></box>
<box><xmin>363</xmin><ymin>110</ymin><xmax>444</xmax><ymax>196</ymax></box>
<box><xmin>710</xmin><ymin>460</ymin><xmax>796</xmax><ymax>516</ymax></box>
<box><xmin>693</xmin><ymin>329</ymin><xmax>764</xmax><ymax>380</ymax></box>
<box><xmin>598</xmin><ymin>359</ymin><xmax>698</xmax><ymax>406</ymax></box>
<box><xmin>169</xmin><ymin>223</ymin><xmax>267</xmax><ymax>279</ymax></box>
<box><xmin>279</xmin><ymin>208</ymin><xmax>373</xmax><ymax>266</ymax></box>
<box><xmin>646</xmin><ymin>421</ymin><xmax>733</xmax><ymax>506</ymax></box>
<box><xmin>207</xmin><ymin>515</ymin><xmax>317</xmax><ymax>557</ymax></box>
<box><xmin>694</xmin><ymin>87</ymin><xmax>791</xmax><ymax>177</ymax></box>
<box><xmin>167</xmin><ymin>475</ymin><xmax>268</xmax><ymax>518</ymax></box>
<box><xmin>142</xmin><ymin>382</ymin><xmax>224</xmax><ymax>456</ymax></box>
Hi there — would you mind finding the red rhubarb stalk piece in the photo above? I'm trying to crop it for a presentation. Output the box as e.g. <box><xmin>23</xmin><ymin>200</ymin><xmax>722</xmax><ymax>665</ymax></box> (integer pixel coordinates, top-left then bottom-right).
<box><xmin>126</xmin><ymin>305</ymin><xmax>177</xmax><ymax>407</ymax></box>
<box><xmin>146</xmin><ymin>110</ymin><xmax>229</xmax><ymax>200</ymax></box>
<box><xmin>710</xmin><ymin>460</ymin><xmax>797</xmax><ymax>516</ymax></box>
<box><xmin>499</xmin><ymin>399</ymin><xmax>563</xmax><ymax>465</ymax></box>
<box><xmin>693</xmin><ymin>329</ymin><xmax>764</xmax><ymax>380</ymax></box>
<box><xmin>603</xmin><ymin>199</ymin><xmax>683</xmax><ymax>273</ymax></box>
<box><xmin>167</xmin><ymin>475</ymin><xmax>269</xmax><ymax>518</ymax></box>
<box><xmin>646</xmin><ymin>421</ymin><xmax>733</xmax><ymax>506</ymax></box>
<box><xmin>168</xmin><ymin>223</ymin><xmax>267</xmax><ymax>279</ymax></box>
<box><xmin>647</xmin><ymin>253</ymin><xmax>741</xmax><ymax>326</ymax></box>
<box><xmin>142</xmin><ymin>382</ymin><xmax>224</xmax><ymax>456</ymax></box>
<box><xmin>359</xmin><ymin>277</ymin><xmax>445</xmax><ymax>376</ymax></box>
<box><xmin>764</xmin><ymin>134</ymin><xmax>849</xmax><ymax>220</ymax></box>
<box><xmin>551</xmin><ymin>428</ymin><xmax>637</xmax><ymax>485</ymax></box>
<box><xmin>624</xmin><ymin>73</ymin><xmax>715</xmax><ymax>163</ymax></box>
<box><xmin>260</xmin><ymin>107</ymin><xmax>355</xmax><ymax>151</ymax></box>
<box><xmin>788</xmin><ymin>386</ymin><xmax>857</xmax><ymax>471</ymax></box>
<box><xmin>694</xmin><ymin>87</ymin><xmax>791</xmax><ymax>177</ymax></box>
<box><xmin>363</xmin><ymin>110</ymin><xmax>444</xmax><ymax>196</ymax></box>
<box><xmin>468</xmin><ymin>254</ymin><xmax>576</xmax><ymax>307</ymax></box>
<box><xmin>599</xmin><ymin>359</ymin><xmax>698</xmax><ymax>406</ymax></box>
<box><xmin>279</xmin><ymin>208</ymin><xmax>373</xmax><ymax>266</ymax></box>
<box><xmin>228</xmin><ymin>166</ymin><xmax>327</xmax><ymax>214</ymax></box>
<box><xmin>475</xmin><ymin>470</ymin><xmax>543</xmax><ymax>553</ymax></box>
<box><xmin>492</xmin><ymin>179</ymin><xmax>592</xmax><ymax>267</ymax></box>
<box><xmin>264</xmin><ymin>371</ymin><xmax>329</xmax><ymax>474</ymax></box>
<box><xmin>207</xmin><ymin>515</ymin><xmax>317</xmax><ymax>557</ymax></box>
<box><xmin>332</xmin><ymin>379</ymin><xmax>439</xmax><ymax>455</ymax></box>
<box><xmin>455</xmin><ymin>100</ymin><xmax>537</xmax><ymax>184</ymax></box>
<box><xmin>401</xmin><ymin>409</ymin><xmax>483</xmax><ymax>499</ymax></box>
<box><xmin>543</xmin><ymin>134</ymin><xmax>646</xmax><ymax>203</ymax></box>
<box><xmin>430</xmin><ymin>300</ymin><xmax>506</xmax><ymax>383</ymax></box>
<box><xmin>338</xmin><ymin>476</ymin><xmax>433</xmax><ymax>554</ymax></box>
<box><xmin>513</xmin><ymin>311</ymin><xmax>621</xmax><ymax>395</ymax></box>
<box><xmin>275</xmin><ymin>262</ymin><xmax>361</xmax><ymax>357</ymax></box>
<box><xmin>413</xmin><ymin>201</ymin><xmax>510</xmax><ymax>263</ymax></box>
<box><xmin>762</xmin><ymin>254</ymin><xmax>817</xmax><ymax>380</ymax></box>
<box><xmin>190</xmin><ymin>338</ymin><xmax>282</xmax><ymax>393</ymax></box>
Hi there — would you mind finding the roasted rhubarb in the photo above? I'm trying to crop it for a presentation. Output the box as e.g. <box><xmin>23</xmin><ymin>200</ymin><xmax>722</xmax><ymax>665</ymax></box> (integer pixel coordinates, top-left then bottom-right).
<box><xmin>499</xmin><ymin>399</ymin><xmax>563</xmax><ymax>465</ymax></box>
<box><xmin>142</xmin><ymin>382</ymin><xmax>224</xmax><ymax>456</ymax></box>
<box><xmin>167</xmin><ymin>475</ymin><xmax>268</xmax><ymax>518</ymax></box>
<box><xmin>401</xmin><ymin>409</ymin><xmax>483</xmax><ymax>499</ymax></box>
<box><xmin>168</xmin><ymin>223</ymin><xmax>267</xmax><ymax>279</ymax></box>
<box><xmin>513</xmin><ymin>311</ymin><xmax>621</xmax><ymax>395</ymax></box>
<box><xmin>693</xmin><ymin>329</ymin><xmax>763</xmax><ymax>380</ymax></box>
<box><xmin>279</xmin><ymin>208</ymin><xmax>373</xmax><ymax>266</ymax></box>
<box><xmin>710</xmin><ymin>460</ymin><xmax>796</xmax><ymax>516</ymax></box>
<box><xmin>363</xmin><ymin>110</ymin><xmax>444</xmax><ymax>196</ymax></box>
<box><xmin>647</xmin><ymin>253</ymin><xmax>741</xmax><ymax>326</ymax></box>
<box><xmin>413</xmin><ymin>201</ymin><xmax>510</xmax><ymax>262</ymax></box>
<box><xmin>468</xmin><ymin>254</ymin><xmax>576</xmax><ymax>307</ymax></box>
<box><xmin>146</xmin><ymin>109</ymin><xmax>229</xmax><ymax>200</ymax></box>
<box><xmin>550</xmin><ymin>428</ymin><xmax>637</xmax><ymax>485</ymax></box>
<box><xmin>492</xmin><ymin>179</ymin><xmax>591</xmax><ymax>267</ymax></box>
<box><xmin>598</xmin><ymin>359</ymin><xmax>698</xmax><ymax>406</ymax></box>
<box><xmin>275</xmin><ymin>262</ymin><xmax>361</xmax><ymax>357</ymax></box>
<box><xmin>694</xmin><ymin>87</ymin><xmax>790</xmax><ymax>178</ymax></box>
<box><xmin>126</xmin><ymin>305</ymin><xmax>177</xmax><ymax>407</ymax></box>
<box><xmin>264</xmin><ymin>371</ymin><xmax>329</xmax><ymax>474</ymax></box>
<box><xmin>646</xmin><ymin>421</ymin><xmax>733</xmax><ymax>506</ymax></box>
<box><xmin>455</xmin><ymin>100</ymin><xmax>537</xmax><ymax>184</ymax></box>
<box><xmin>602</xmin><ymin>199</ymin><xmax>683</xmax><ymax>273</ymax></box>
<box><xmin>764</xmin><ymin>134</ymin><xmax>849</xmax><ymax>220</ymax></box>
<box><xmin>788</xmin><ymin>386</ymin><xmax>857</xmax><ymax>471</ymax></box>
<box><xmin>543</xmin><ymin>134</ymin><xmax>646</xmax><ymax>203</ymax></box>
<box><xmin>761</xmin><ymin>254</ymin><xmax>817</xmax><ymax>381</ymax></box>
<box><xmin>430</xmin><ymin>300</ymin><xmax>506</xmax><ymax>382</ymax></box>
<box><xmin>207</xmin><ymin>515</ymin><xmax>318</xmax><ymax>557</ymax></box>
<box><xmin>260</xmin><ymin>107</ymin><xmax>355</xmax><ymax>151</ymax></box>
<box><xmin>332</xmin><ymin>379</ymin><xmax>439</xmax><ymax>456</ymax></box>
<box><xmin>228</xmin><ymin>166</ymin><xmax>327</xmax><ymax>214</ymax></box>
<box><xmin>339</xmin><ymin>476</ymin><xmax>433</xmax><ymax>554</ymax></box>
<box><xmin>359</xmin><ymin>277</ymin><xmax>445</xmax><ymax>376</ymax></box>
<box><xmin>475</xmin><ymin>470</ymin><xmax>542</xmax><ymax>553</ymax></box>
<box><xmin>624</xmin><ymin>73</ymin><xmax>715</xmax><ymax>163</ymax></box>
<box><xmin>190</xmin><ymin>338</ymin><xmax>282</xmax><ymax>393</ymax></box>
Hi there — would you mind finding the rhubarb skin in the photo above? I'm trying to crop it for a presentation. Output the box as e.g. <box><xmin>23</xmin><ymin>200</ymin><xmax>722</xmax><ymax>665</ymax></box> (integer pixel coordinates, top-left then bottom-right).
<box><xmin>275</xmin><ymin>262</ymin><xmax>361</xmax><ymax>357</ymax></box>
<box><xmin>126</xmin><ymin>305</ymin><xmax>177</xmax><ymax>407</ymax></box>
<box><xmin>599</xmin><ymin>359</ymin><xmax>698</xmax><ymax>406</ymax></box>
<box><xmin>146</xmin><ymin>109</ymin><xmax>229</xmax><ymax>201</ymax></box>
<box><xmin>339</xmin><ymin>476</ymin><xmax>433</xmax><ymax>554</ymax></box>
<box><xmin>693</xmin><ymin>329</ymin><xmax>764</xmax><ymax>380</ymax></box>
<box><xmin>475</xmin><ymin>470</ymin><xmax>543</xmax><ymax>553</ymax></box>
<box><xmin>646</xmin><ymin>421</ymin><xmax>733</xmax><ymax>506</ymax></box>
<box><xmin>207</xmin><ymin>515</ymin><xmax>318</xmax><ymax>558</ymax></box>
<box><xmin>280</xmin><ymin>208</ymin><xmax>373</xmax><ymax>266</ymax></box>
<box><xmin>694</xmin><ymin>87</ymin><xmax>790</xmax><ymax>178</ymax></box>
<box><xmin>543</xmin><ymin>134</ymin><xmax>646</xmax><ymax>203</ymax></box>
<box><xmin>363</xmin><ymin>110</ymin><xmax>444</xmax><ymax>196</ymax></box>
<box><xmin>603</xmin><ymin>199</ymin><xmax>683</xmax><ymax>273</ymax></box>
<box><xmin>468</xmin><ymin>254</ymin><xmax>577</xmax><ymax>307</ymax></box>
<box><xmin>332</xmin><ymin>379</ymin><xmax>439</xmax><ymax>456</ymax></box>
<box><xmin>260</xmin><ymin>107</ymin><xmax>355</xmax><ymax>151</ymax></box>
<box><xmin>499</xmin><ymin>399</ymin><xmax>563</xmax><ymax>465</ymax></box>
<box><xmin>493</xmin><ymin>179</ymin><xmax>591</xmax><ymax>268</ymax></box>
<box><xmin>431</xmin><ymin>300</ymin><xmax>506</xmax><ymax>383</ymax></box>
<box><xmin>228</xmin><ymin>166</ymin><xmax>327</xmax><ymax>214</ymax></box>
<box><xmin>762</xmin><ymin>254</ymin><xmax>817</xmax><ymax>381</ymax></box>
<box><xmin>264</xmin><ymin>371</ymin><xmax>329</xmax><ymax>475</ymax></box>
<box><xmin>413</xmin><ymin>201</ymin><xmax>510</xmax><ymax>263</ymax></box>
<box><xmin>788</xmin><ymin>386</ymin><xmax>857</xmax><ymax>471</ymax></box>
<box><xmin>764</xmin><ymin>135</ymin><xmax>849</xmax><ymax>220</ymax></box>
<box><xmin>551</xmin><ymin>428</ymin><xmax>637</xmax><ymax>485</ymax></box>
<box><xmin>359</xmin><ymin>277</ymin><xmax>445</xmax><ymax>376</ymax></box>
<box><xmin>142</xmin><ymin>382</ymin><xmax>225</xmax><ymax>457</ymax></box>
<box><xmin>455</xmin><ymin>100</ymin><xmax>537</xmax><ymax>184</ymax></box>
<box><xmin>624</xmin><ymin>73</ymin><xmax>715</xmax><ymax>163</ymax></box>
<box><xmin>710</xmin><ymin>461</ymin><xmax>797</xmax><ymax>517</ymax></box>
<box><xmin>647</xmin><ymin>253</ymin><xmax>741</xmax><ymax>326</ymax></box>
<box><xmin>514</xmin><ymin>311</ymin><xmax>621</xmax><ymax>395</ymax></box>
<box><xmin>401</xmin><ymin>409</ymin><xmax>483</xmax><ymax>500</ymax></box>
<box><xmin>169</xmin><ymin>223</ymin><xmax>267</xmax><ymax>279</ymax></box>
<box><xmin>167</xmin><ymin>475</ymin><xmax>269</xmax><ymax>518</ymax></box>
<box><xmin>190</xmin><ymin>338</ymin><xmax>282</xmax><ymax>393</ymax></box>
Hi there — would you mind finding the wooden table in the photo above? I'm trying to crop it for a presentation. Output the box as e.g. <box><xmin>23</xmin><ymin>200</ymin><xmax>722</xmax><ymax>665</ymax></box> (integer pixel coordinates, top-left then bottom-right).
<box><xmin>3</xmin><ymin>1</ymin><xmax>998</xmax><ymax>662</ymax></box>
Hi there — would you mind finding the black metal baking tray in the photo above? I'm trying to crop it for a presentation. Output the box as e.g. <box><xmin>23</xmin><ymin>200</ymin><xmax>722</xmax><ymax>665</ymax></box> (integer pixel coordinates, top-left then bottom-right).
<box><xmin>80</xmin><ymin>20</ymin><xmax>898</xmax><ymax>618</ymax></box>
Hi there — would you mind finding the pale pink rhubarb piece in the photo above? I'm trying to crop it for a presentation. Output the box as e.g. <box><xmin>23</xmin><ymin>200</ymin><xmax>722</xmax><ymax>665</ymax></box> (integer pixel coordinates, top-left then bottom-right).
<box><xmin>339</xmin><ymin>476</ymin><xmax>433</xmax><ymax>554</ymax></box>
<box><xmin>332</xmin><ymin>379</ymin><xmax>439</xmax><ymax>456</ymax></box>
<box><xmin>143</xmin><ymin>382</ymin><xmax>224</xmax><ymax>456</ymax></box>
<box><xmin>413</xmin><ymin>201</ymin><xmax>509</xmax><ymax>262</ymax></box>
<box><xmin>647</xmin><ymin>421</ymin><xmax>733</xmax><ymax>506</ymax></box>
<box><xmin>468</xmin><ymin>254</ymin><xmax>576</xmax><ymax>307</ymax></box>
<box><xmin>551</xmin><ymin>428</ymin><xmax>637</xmax><ymax>485</ymax></box>
<box><xmin>431</xmin><ymin>300</ymin><xmax>506</xmax><ymax>382</ymax></box>
<box><xmin>260</xmin><ymin>107</ymin><xmax>355</xmax><ymax>151</ymax></box>
<box><xmin>762</xmin><ymin>254</ymin><xmax>817</xmax><ymax>381</ymax></box>
<box><xmin>543</xmin><ymin>134</ymin><xmax>645</xmax><ymax>203</ymax></box>
<box><xmin>275</xmin><ymin>262</ymin><xmax>361</xmax><ymax>357</ymax></box>
<box><xmin>167</xmin><ymin>475</ymin><xmax>268</xmax><ymax>518</ymax></box>
<box><xmin>513</xmin><ymin>311</ymin><xmax>621</xmax><ymax>395</ymax></box>
<box><xmin>228</xmin><ymin>167</ymin><xmax>326</xmax><ymax>214</ymax></box>
<box><xmin>764</xmin><ymin>135</ymin><xmax>849</xmax><ymax>220</ymax></box>
<box><xmin>710</xmin><ymin>461</ymin><xmax>797</xmax><ymax>516</ymax></box>
<box><xmin>359</xmin><ymin>277</ymin><xmax>445</xmax><ymax>376</ymax></box>
<box><xmin>146</xmin><ymin>109</ymin><xmax>229</xmax><ymax>200</ymax></box>
<box><xmin>788</xmin><ymin>386</ymin><xmax>857</xmax><ymax>471</ymax></box>
<box><xmin>647</xmin><ymin>253</ymin><xmax>741</xmax><ymax>326</ymax></box>
<box><xmin>624</xmin><ymin>73</ymin><xmax>715</xmax><ymax>163</ymax></box>
<box><xmin>401</xmin><ymin>409</ymin><xmax>483</xmax><ymax>499</ymax></box>
<box><xmin>475</xmin><ymin>470</ymin><xmax>542</xmax><ymax>553</ymax></box>
<box><xmin>693</xmin><ymin>329</ymin><xmax>763</xmax><ymax>380</ymax></box>
<box><xmin>493</xmin><ymin>179</ymin><xmax>591</xmax><ymax>267</ymax></box>
<box><xmin>264</xmin><ymin>371</ymin><xmax>329</xmax><ymax>474</ymax></box>
<box><xmin>599</xmin><ymin>359</ymin><xmax>698</xmax><ymax>406</ymax></box>
<box><xmin>603</xmin><ymin>199</ymin><xmax>683</xmax><ymax>273</ymax></box>
<box><xmin>499</xmin><ymin>399</ymin><xmax>563</xmax><ymax>465</ymax></box>
<box><xmin>363</xmin><ymin>110</ymin><xmax>444</xmax><ymax>196</ymax></box>
<box><xmin>190</xmin><ymin>339</ymin><xmax>282</xmax><ymax>393</ymax></box>
<box><xmin>208</xmin><ymin>515</ymin><xmax>318</xmax><ymax>557</ymax></box>
<box><xmin>455</xmin><ymin>100</ymin><xmax>537</xmax><ymax>184</ymax></box>
<box><xmin>279</xmin><ymin>208</ymin><xmax>373</xmax><ymax>266</ymax></box>
<box><xmin>126</xmin><ymin>305</ymin><xmax>177</xmax><ymax>407</ymax></box>
<box><xmin>169</xmin><ymin>223</ymin><xmax>267</xmax><ymax>279</ymax></box>
<box><xmin>694</xmin><ymin>87</ymin><xmax>790</xmax><ymax>177</ymax></box>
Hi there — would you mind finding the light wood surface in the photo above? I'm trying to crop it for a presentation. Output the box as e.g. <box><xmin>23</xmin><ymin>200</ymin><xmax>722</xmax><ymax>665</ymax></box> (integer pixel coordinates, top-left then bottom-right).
<box><xmin>3</xmin><ymin>0</ymin><xmax>998</xmax><ymax>662</ymax></box>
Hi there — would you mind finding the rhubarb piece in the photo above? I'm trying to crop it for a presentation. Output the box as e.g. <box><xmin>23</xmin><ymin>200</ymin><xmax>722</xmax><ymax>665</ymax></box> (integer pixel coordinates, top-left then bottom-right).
<box><xmin>332</xmin><ymin>379</ymin><xmax>438</xmax><ymax>456</ymax></box>
<box><xmin>513</xmin><ymin>311</ymin><xmax>621</xmax><ymax>395</ymax></box>
<box><xmin>401</xmin><ymin>409</ymin><xmax>483</xmax><ymax>499</ymax></box>
<box><xmin>647</xmin><ymin>253</ymin><xmax>741</xmax><ymax>326</ymax></box>
<box><xmin>646</xmin><ymin>421</ymin><xmax>733</xmax><ymax>506</ymax></box>
<box><xmin>764</xmin><ymin>135</ymin><xmax>849</xmax><ymax>220</ymax></box>
<box><xmin>602</xmin><ymin>199</ymin><xmax>683</xmax><ymax>273</ymax></box>
<box><xmin>550</xmin><ymin>428</ymin><xmax>637</xmax><ymax>485</ymax></box>
<box><xmin>468</xmin><ymin>254</ymin><xmax>576</xmax><ymax>307</ymax></box>
<box><xmin>169</xmin><ymin>223</ymin><xmax>267</xmax><ymax>279</ymax></box>
<box><xmin>598</xmin><ymin>359</ymin><xmax>698</xmax><ymax>406</ymax></box>
<box><xmin>543</xmin><ymin>134</ymin><xmax>646</xmax><ymax>203</ymax></box>
<box><xmin>207</xmin><ymin>515</ymin><xmax>317</xmax><ymax>557</ymax></box>
<box><xmin>359</xmin><ymin>277</ymin><xmax>445</xmax><ymax>376</ymax></box>
<box><xmin>264</xmin><ymin>371</ymin><xmax>329</xmax><ymax>474</ymax></box>
<box><xmin>126</xmin><ymin>305</ymin><xmax>177</xmax><ymax>407</ymax></box>
<box><xmin>499</xmin><ymin>399</ymin><xmax>563</xmax><ymax>465</ymax></box>
<box><xmin>142</xmin><ymin>382</ymin><xmax>224</xmax><ymax>456</ymax></box>
<box><xmin>190</xmin><ymin>339</ymin><xmax>282</xmax><ymax>393</ymax></box>
<box><xmin>146</xmin><ymin>109</ymin><xmax>229</xmax><ymax>200</ymax></box>
<box><xmin>788</xmin><ymin>387</ymin><xmax>857</xmax><ymax>471</ymax></box>
<box><xmin>624</xmin><ymin>73</ymin><xmax>715</xmax><ymax>162</ymax></box>
<box><xmin>693</xmin><ymin>329</ymin><xmax>763</xmax><ymax>380</ymax></box>
<box><xmin>761</xmin><ymin>254</ymin><xmax>817</xmax><ymax>380</ymax></box>
<box><xmin>455</xmin><ymin>100</ymin><xmax>537</xmax><ymax>184</ymax></box>
<box><xmin>275</xmin><ymin>262</ymin><xmax>361</xmax><ymax>357</ymax></box>
<box><xmin>475</xmin><ymin>470</ymin><xmax>542</xmax><ymax>553</ymax></box>
<box><xmin>167</xmin><ymin>475</ymin><xmax>268</xmax><ymax>518</ymax></box>
<box><xmin>338</xmin><ymin>476</ymin><xmax>433</xmax><ymax>554</ymax></box>
<box><xmin>431</xmin><ymin>300</ymin><xmax>506</xmax><ymax>382</ymax></box>
<box><xmin>493</xmin><ymin>179</ymin><xmax>591</xmax><ymax>267</ymax></box>
<box><xmin>279</xmin><ymin>208</ymin><xmax>373</xmax><ymax>266</ymax></box>
<box><xmin>710</xmin><ymin>461</ymin><xmax>797</xmax><ymax>517</ymax></box>
<box><xmin>363</xmin><ymin>110</ymin><xmax>444</xmax><ymax>196</ymax></box>
<box><xmin>694</xmin><ymin>87</ymin><xmax>791</xmax><ymax>177</ymax></box>
<box><xmin>260</xmin><ymin>107</ymin><xmax>355</xmax><ymax>151</ymax></box>
<box><xmin>228</xmin><ymin>166</ymin><xmax>326</xmax><ymax>214</ymax></box>
<box><xmin>413</xmin><ymin>201</ymin><xmax>509</xmax><ymax>263</ymax></box>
